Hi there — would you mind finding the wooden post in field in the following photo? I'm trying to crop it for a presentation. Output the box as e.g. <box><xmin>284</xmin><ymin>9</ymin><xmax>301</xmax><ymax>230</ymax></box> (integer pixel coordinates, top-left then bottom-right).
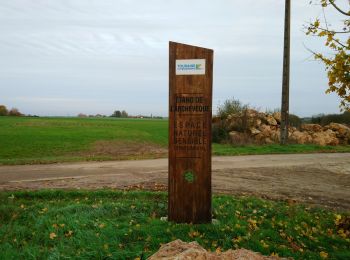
<box><xmin>168</xmin><ymin>42</ymin><xmax>213</xmax><ymax>224</ymax></box>
<box><xmin>280</xmin><ymin>0</ymin><xmax>291</xmax><ymax>145</ymax></box>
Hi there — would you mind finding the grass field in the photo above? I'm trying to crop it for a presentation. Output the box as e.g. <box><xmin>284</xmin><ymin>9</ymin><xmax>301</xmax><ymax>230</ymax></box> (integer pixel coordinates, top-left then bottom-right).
<box><xmin>0</xmin><ymin>190</ymin><xmax>349</xmax><ymax>259</ymax></box>
<box><xmin>0</xmin><ymin>116</ymin><xmax>167</xmax><ymax>165</ymax></box>
<box><xmin>0</xmin><ymin>116</ymin><xmax>349</xmax><ymax>165</ymax></box>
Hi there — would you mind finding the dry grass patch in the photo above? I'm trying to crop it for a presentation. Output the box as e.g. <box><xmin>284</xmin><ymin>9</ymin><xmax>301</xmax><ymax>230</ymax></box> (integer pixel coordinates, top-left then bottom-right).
<box><xmin>82</xmin><ymin>140</ymin><xmax>168</xmax><ymax>160</ymax></box>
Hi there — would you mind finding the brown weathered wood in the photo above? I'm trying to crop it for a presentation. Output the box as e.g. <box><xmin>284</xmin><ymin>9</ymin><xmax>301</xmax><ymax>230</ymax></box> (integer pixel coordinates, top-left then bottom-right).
<box><xmin>168</xmin><ymin>42</ymin><xmax>213</xmax><ymax>224</ymax></box>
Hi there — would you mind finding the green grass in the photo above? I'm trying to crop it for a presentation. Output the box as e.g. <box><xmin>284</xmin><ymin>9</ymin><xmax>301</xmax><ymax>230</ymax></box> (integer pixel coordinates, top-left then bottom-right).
<box><xmin>212</xmin><ymin>143</ymin><xmax>350</xmax><ymax>156</ymax></box>
<box><xmin>0</xmin><ymin>116</ymin><xmax>349</xmax><ymax>165</ymax></box>
<box><xmin>0</xmin><ymin>117</ymin><xmax>168</xmax><ymax>165</ymax></box>
<box><xmin>0</xmin><ymin>190</ymin><xmax>349</xmax><ymax>259</ymax></box>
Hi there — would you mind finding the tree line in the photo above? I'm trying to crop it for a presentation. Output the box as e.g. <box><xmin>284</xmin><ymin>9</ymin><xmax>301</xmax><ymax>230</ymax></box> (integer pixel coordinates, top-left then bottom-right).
<box><xmin>0</xmin><ymin>105</ymin><xmax>163</xmax><ymax>119</ymax></box>
<box><xmin>111</xmin><ymin>110</ymin><xmax>128</xmax><ymax>118</ymax></box>
<box><xmin>309</xmin><ymin>111</ymin><xmax>350</xmax><ymax>126</ymax></box>
<box><xmin>78</xmin><ymin>110</ymin><xmax>129</xmax><ymax>118</ymax></box>
<box><xmin>0</xmin><ymin>105</ymin><xmax>23</xmax><ymax>116</ymax></box>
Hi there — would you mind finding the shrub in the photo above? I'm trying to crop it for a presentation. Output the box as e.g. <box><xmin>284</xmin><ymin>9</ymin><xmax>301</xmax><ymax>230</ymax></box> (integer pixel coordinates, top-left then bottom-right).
<box><xmin>311</xmin><ymin>112</ymin><xmax>350</xmax><ymax>126</ymax></box>
<box><xmin>121</xmin><ymin>110</ymin><xmax>128</xmax><ymax>118</ymax></box>
<box><xmin>8</xmin><ymin>108</ymin><xmax>22</xmax><ymax>116</ymax></box>
<box><xmin>217</xmin><ymin>97</ymin><xmax>248</xmax><ymax>120</ymax></box>
<box><xmin>212</xmin><ymin>120</ymin><xmax>230</xmax><ymax>143</ymax></box>
<box><xmin>111</xmin><ymin>110</ymin><xmax>122</xmax><ymax>118</ymax></box>
<box><xmin>0</xmin><ymin>105</ymin><xmax>8</xmax><ymax>116</ymax></box>
<box><xmin>213</xmin><ymin>98</ymin><xmax>251</xmax><ymax>143</ymax></box>
<box><xmin>289</xmin><ymin>114</ymin><xmax>302</xmax><ymax>129</ymax></box>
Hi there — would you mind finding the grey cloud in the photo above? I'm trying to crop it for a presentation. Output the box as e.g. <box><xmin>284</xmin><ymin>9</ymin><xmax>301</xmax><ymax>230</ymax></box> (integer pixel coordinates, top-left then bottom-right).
<box><xmin>0</xmin><ymin>0</ymin><xmax>343</xmax><ymax>117</ymax></box>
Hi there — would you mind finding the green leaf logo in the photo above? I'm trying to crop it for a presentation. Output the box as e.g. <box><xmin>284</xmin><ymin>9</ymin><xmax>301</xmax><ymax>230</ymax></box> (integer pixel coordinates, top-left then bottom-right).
<box><xmin>183</xmin><ymin>170</ymin><xmax>195</xmax><ymax>183</ymax></box>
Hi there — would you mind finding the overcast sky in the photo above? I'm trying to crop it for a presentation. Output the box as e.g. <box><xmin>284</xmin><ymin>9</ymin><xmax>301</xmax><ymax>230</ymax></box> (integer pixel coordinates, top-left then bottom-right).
<box><xmin>0</xmin><ymin>0</ymin><xmax>346</xmax><ymax>117</ymax></box>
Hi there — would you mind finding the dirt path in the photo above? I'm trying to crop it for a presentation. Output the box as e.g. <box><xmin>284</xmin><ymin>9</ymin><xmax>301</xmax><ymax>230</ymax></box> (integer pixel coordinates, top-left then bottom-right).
<box><xmin>1</xmin><ymin>153</ymin><xmax>349</xmax><ymax>210</ymax></box>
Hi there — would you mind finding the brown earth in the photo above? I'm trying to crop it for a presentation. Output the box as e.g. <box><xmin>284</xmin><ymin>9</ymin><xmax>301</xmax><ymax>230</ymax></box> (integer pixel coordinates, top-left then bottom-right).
<box><xmin>149</xmin><ymin>239</ymin><xmax>289</xmax><ymax>260</ymax></box>
<box><xmin>0</xmin><ymin>153</ymin><xmax>349</xmax><ymax>210</ymax></box>
<box><xmin>81</xmin><ymin>140</ymin><xmax>167</xmax><ymax>159</ymax></box>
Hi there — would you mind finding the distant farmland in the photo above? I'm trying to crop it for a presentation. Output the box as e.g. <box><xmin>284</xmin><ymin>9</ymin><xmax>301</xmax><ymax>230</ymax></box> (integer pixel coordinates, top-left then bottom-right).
<box><xmin>0</xmin><ymin>116</ymin><xmax>349</xmax><ymax>165</ymax></box>
<box><xmin>0</xmin><ymin>117</ymin><xmax>168</xmax><ymax>165</ymax></box>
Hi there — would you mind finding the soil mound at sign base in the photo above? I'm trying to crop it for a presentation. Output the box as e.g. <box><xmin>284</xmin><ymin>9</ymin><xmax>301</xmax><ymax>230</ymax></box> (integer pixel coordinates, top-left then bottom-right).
<box><xmin>148</xmin><ymin>239</ymin><xmax>291</xmax><ymax>260</ymax></box>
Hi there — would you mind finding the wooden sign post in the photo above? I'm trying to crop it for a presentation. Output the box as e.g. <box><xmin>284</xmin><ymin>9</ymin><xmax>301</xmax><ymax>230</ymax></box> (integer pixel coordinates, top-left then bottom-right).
<box><xmin>168</xmin><ymin>42</ymin><xmax>213</xmax><ymax>224</ymax></box>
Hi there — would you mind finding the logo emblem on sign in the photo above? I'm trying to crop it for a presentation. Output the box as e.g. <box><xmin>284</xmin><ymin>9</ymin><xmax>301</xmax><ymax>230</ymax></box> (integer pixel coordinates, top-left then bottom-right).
<box><xmin>183</xmin><ymin>170</ymin><xmax>196</xmax><ymax>183</ymax></box>
<box><xmin>176</xmin><ymin>59</ymin><xmax>206</xmax><ymax>75</ymax></box>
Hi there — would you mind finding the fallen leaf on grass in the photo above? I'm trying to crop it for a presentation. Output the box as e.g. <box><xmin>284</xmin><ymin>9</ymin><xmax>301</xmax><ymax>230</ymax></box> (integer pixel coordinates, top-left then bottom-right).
<box><xmin>39</xmin><ymin>208</ymin><xmax>48</xmax><ymax>214</ymax></box>
<box><xmin>337</xmin><ymin>229</ymin><xmax>348</xmax><ymax>239</ymax></box>
<box><xmin>320</xmin><ymin>251</ymin><xmax>328</xmax><ymax>259</ymax></box>
<box><xmin>260</xmin><ymin>240</ymin><xmax>269</xmax><ymax>249</ymax></box>
<box><xmin>49</xmin><ymin>232</ymin><xmax>57</xmax><ymax>240</ymax></box>
<box><xmin>290</xmin><ymin>241</ymin><xmax>301</xmax><ymax>252</ymax></box>
<box><xmin>334</xmin><ymin>214</ymin><xmax>342</xmax><ymax>226</ymax></box>
<box><xmin>99</xmin><ymin>223</ymin><xmax>106</xmax><ymax>228</ymax></box>
<box><xmin>65</xmin><ymin>230</ymin><xmax>73</xmax><ymax>237</ymax></box>
<box><xmin>232</xmin><ymin>236</ymin><xmax>242</xmax><ymax>243</ymax></box>
<box><xmin>247</xmin><ymin>219</ymin><xmax>258</xmax><ymax>230</ymax></box>
<box><xmin>188</xmin><ymin>230</ymin><xmax>200</xmax><ymax>238</ymax></box>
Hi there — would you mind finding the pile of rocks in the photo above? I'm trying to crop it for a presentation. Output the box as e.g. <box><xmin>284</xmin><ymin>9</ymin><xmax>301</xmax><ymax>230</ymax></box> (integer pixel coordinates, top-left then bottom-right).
<box><xmin>225</xmin><ymin>109</ymin><xmax>350</xmax><ymax>146</ymax></box>
<box><xmin>148</xmin><ymin>239</ymin><xmax>289</xmax><ymax>260</ymax></box>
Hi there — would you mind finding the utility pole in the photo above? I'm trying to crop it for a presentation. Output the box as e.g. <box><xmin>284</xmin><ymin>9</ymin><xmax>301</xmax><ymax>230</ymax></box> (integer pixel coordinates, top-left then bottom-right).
<box><xmin>280</xmin><ymin>0</ymin><xmax>291</xmax><ymax>145</ymax></box>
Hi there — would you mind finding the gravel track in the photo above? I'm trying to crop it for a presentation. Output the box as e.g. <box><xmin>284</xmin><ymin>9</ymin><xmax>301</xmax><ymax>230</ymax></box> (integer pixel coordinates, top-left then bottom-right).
<box><xmin>1</xmin><ymin>153</ymin><xmax>349</xmax><ymax>210</ymax></box>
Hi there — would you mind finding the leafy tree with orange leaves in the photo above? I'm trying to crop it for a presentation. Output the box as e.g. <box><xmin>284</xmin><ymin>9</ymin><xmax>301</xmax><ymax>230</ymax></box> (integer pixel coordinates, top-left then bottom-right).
<box><xmin>306</xmin><ymin>0</ymin><xmax>349</xmax><ymax>111</ymax></box>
